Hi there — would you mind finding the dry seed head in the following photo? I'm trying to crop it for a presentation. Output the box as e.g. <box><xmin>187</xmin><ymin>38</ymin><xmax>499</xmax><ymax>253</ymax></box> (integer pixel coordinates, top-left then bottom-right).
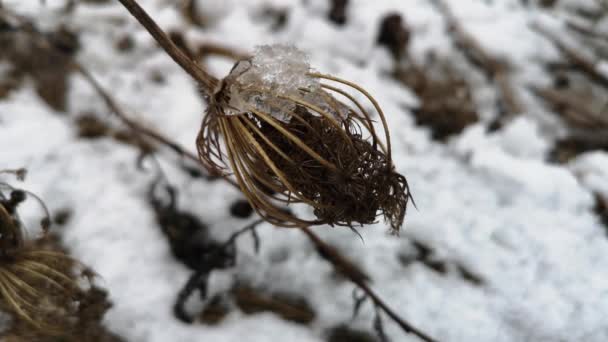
<box><xmin>0</xmin><ymin>191</ymin><xmax>95</xmax><ymax>334</ymax></box>
<box><xmin>0</xmin><ymin>247</ymin><xmax>93</xmax><ymax>333</ymax></box>
<box><xmin>197</xmin><ymin>44</ymin><xmax>412</xmax><ymax>232</ymax></box>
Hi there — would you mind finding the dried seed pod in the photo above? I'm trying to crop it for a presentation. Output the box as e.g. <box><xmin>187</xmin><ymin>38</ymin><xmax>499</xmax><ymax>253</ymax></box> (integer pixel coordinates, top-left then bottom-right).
<box><xmin>0</xmin><ymin>188</ymin><xmax>98</xmax><ymax>334</ymax></box>
<box><xmin>0</xmin><ymin>247</ymin><xmax>93</xmax><ymax>333</ymax></box>
<box><xmin>197</xmin><ymin>45</ymin><xmax>412</xmax><ymax>233</ymax></box>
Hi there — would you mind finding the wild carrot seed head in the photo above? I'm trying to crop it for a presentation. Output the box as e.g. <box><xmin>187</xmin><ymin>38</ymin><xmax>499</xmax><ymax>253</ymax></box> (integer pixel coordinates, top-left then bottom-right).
<box><xmin>0</xmin><ymin>186</ymin><xmax>96</xmax><ymax>334</ymax></box>
<box><xmin>197</xmin><ymin>44</ymin><xmax>412</xmax><ymax>233</ymax></box>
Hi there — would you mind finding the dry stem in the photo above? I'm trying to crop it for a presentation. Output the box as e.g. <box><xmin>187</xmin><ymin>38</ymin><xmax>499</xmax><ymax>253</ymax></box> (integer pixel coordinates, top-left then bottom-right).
<box><xmin>300</xmin><ymin>226</ymin><xmax>436</xmax><ymax>342</ymax></box>
<box><xmin>74</xmin><ymin>65</ymin><xmax>197</xmax><ymax>163</ymax></box>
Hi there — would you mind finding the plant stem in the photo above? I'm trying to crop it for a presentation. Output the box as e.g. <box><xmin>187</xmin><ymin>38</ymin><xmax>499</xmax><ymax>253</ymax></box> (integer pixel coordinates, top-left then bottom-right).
<box><xmin>116</xmin><ymin>0</ymin><xmax>219</xmax><ymax>96</ymax></box>
<box><xmin>300</xmin><ymin>226</ymin><xmax>437</xmax><ymax>342</ymax></box>
<box><xmin>74</xmin><ymin>62</ymin><xmax>240</xmax><ymax>184</ymax></box>
<box><xmin>75</xmin><ymin>64</ymin><xmax>200</xmax><ymax>165</ymax></box>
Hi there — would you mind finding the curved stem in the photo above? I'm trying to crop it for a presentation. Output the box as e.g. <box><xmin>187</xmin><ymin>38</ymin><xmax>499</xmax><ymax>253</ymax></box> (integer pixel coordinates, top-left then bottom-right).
<box><xmin>300</xmin><ymin>226</ymin><xmax>437</xmax><ymax>342</ymax></box>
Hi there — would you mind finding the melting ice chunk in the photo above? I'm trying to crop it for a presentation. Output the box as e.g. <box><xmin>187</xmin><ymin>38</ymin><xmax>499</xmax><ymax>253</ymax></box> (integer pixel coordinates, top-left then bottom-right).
<box><xmin>225</xmin><ymin>44</ymin><xmax>324</xmax><ymax>122</ymax></box>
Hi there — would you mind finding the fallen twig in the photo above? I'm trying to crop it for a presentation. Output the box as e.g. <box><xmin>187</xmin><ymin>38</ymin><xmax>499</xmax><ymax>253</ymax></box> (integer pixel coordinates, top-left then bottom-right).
<box><xmin>532</xmin><ymin>23</ymin><xmax>608</xmax><ymax>89</ymax></box>
<box><xmin>433</xmin><ymin>0</ymin><xmax>523</xmax><ymax>128</ymax></box>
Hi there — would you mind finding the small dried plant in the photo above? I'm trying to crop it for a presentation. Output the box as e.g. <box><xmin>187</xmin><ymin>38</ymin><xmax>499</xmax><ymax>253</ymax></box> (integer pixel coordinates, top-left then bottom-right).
<box><xmin>0</xmin><ymin>171</ymin><xmax>96</xmax><ymax>334</ymax></box>
<box><xmin>198</xmin><ymin>45</ymin><xmax>412</xmax><ymax>232</ymax></box>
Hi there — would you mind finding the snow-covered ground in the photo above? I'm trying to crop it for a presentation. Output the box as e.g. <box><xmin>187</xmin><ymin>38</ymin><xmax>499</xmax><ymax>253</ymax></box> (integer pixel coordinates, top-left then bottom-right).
<box><xmin>1</xmin><ymin>0</ymin><xmax>608</xmax><ymax>341</ymax></box>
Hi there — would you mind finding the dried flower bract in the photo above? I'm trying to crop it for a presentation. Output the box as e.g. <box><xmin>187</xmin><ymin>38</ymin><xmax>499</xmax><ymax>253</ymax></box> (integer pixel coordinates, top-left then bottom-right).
<box><xmin>198</xmin><ymin>45</ymin><xmax>412</xmax><ymax>232</ymax></box>
<box><xmin>0</xmin><ymin>182</ymin><xmax>97</xmax><ymax>334</ymax></box>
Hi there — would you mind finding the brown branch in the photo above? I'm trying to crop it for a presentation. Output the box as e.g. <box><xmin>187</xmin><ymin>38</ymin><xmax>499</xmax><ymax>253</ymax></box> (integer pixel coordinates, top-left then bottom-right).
<box><xmin>300</xmin><ymin>226</ymin><xmax>437</xmax><ymax>342</ymax></box>
<box><xmin>116</xmin><ymin>0</ymin><xmax>219</xmax><ymax>96</ymax></box>
<box><xmin>433</xmin><ymin>0</ymin><xmax>523</xmax><ymax>128</ymax></box>
<box><xmin>532</xmin><ymin>23</ymin><xmax>608</xmax><ymax>89</ymax></box>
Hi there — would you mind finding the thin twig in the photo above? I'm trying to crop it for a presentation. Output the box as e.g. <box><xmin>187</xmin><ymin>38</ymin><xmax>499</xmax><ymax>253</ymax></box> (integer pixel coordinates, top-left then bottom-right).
<box><xmin>75</xmin><ymin>66</ymin><xmax>193</xmax><ymax>161</ymax></box>
<box><xmin>300</xmin><ymin>226</ymin><xmax>437</xmax><ymax>342</ymax></box>
<box><xmin>75</xmin><ymin>63</ymin><xmax>240</xmax><ymax>184</ymax></box>
<box><xmin>433</xmin><ymin>0</ymin><xmax>523</xmax><ymax>128</ymax></box>
<box><xmin>116</xmin><ymin>0</ymin><xmax>219</xmax><ymax>96</ymax></box>
<box><xmin>532</xmin><ymin>23</ymin><xmax>608</xmax><ymax>89</ymax></box>
<box><xmin>219</xmin><ymin>218</ymin><xmax>264</xmax><ymax>250</ymax></box>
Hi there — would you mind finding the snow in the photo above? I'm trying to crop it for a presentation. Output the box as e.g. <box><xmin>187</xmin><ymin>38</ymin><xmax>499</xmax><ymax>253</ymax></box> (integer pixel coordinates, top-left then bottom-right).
<box><xmin>2</xmin><ymin>0</ymin><xmax>608</xmax><ymax>341</ymax></box>
<box><xmin>598</xmin><ymin>61</ymin><xmax>608</xmax><ymax>80</ymax></box>
<box><xmin>570</xmin><ymin>152</ymin><xmax>608</xmax><ymax>197</ymax></box>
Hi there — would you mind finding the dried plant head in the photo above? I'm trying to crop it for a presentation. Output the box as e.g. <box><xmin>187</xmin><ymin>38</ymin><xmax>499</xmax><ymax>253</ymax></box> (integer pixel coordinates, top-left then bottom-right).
<box><xmin>0</xmin><ymin>246</ymin><xmax>95</xmax><ymax>333</ymax></box>
<box><xmin>197</xmin><ymin>44</ymin><xmax>412</xmax><ymax>233</ymax></box>
<box><xmin>0</xmin><ymin>186</ymin><xmax>97</xmax><ymax>334</ymax></box>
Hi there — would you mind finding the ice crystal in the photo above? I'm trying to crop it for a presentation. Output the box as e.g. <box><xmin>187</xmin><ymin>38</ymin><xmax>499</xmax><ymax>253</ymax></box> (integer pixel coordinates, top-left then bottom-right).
<box><xmin>225</xmin><ymin>44</ymin><xmax>327</xmax><ymax>122</ymax></box>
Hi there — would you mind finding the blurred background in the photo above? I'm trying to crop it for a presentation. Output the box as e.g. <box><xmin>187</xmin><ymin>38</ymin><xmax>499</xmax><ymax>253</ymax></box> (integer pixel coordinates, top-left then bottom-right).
<box><xmin>1</xmin><ymin>0</ymin><xmax>608</xmax><ymax>341</ymax></box>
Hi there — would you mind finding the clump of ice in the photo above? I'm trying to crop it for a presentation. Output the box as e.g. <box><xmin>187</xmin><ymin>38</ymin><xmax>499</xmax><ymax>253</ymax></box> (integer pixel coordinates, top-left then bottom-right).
<box><xmin>245</xmin><ymin>44</ymin><xmax>318</xmax><ymax>92</ymax></box>
<box><xmin>225</xmin><ymin>44</ymin><xmax>346</xmax><ymax>122</ymax></box>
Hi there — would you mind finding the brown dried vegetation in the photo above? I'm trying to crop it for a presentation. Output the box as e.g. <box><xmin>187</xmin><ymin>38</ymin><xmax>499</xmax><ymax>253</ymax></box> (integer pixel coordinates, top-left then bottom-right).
<box><xmin>0</xmin><ymin>16</ymin><xmax>77</xmax><ymax>111</ymax></box>
<box><xmin>398</xmin><ymin>239</ymin><xmax>484</xmax><ymax>287</ymax></box>
<box><xmin>326</xmin><ymin>324</ymin><xmax>380</xmax><ymax>342</ymax></box>
<box><xmin>76</xmin><ymin>113</ymin><xmax>156</xmax><ymax>153</ymax></box>
<box><xmin>198</xmin><ymin>68</ymin><xmax>412</xmax><ymax>233</ymax></box>
<box><xmin>233</xmin><ymin>285</ymin><xmax>316</xmax><ymax>324</ymax></box>
<box><xmin>532</xmin><ymin>20</ymin><xmax>608</xmax><ymax>162</ymax></box>
<box><xmin>394</xmin><ymin>55</ymin><xmax>479</xmax><ymax>141</ymax></box>
<box><xmin>377</xmin><ymin>13</ymin><xmax>410</xmax><ymax>61</ymax></box>
<box><xmin>0</xmin><ymin>177</ymin><xmax>116</xmax><ymax>340</ymax></box>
